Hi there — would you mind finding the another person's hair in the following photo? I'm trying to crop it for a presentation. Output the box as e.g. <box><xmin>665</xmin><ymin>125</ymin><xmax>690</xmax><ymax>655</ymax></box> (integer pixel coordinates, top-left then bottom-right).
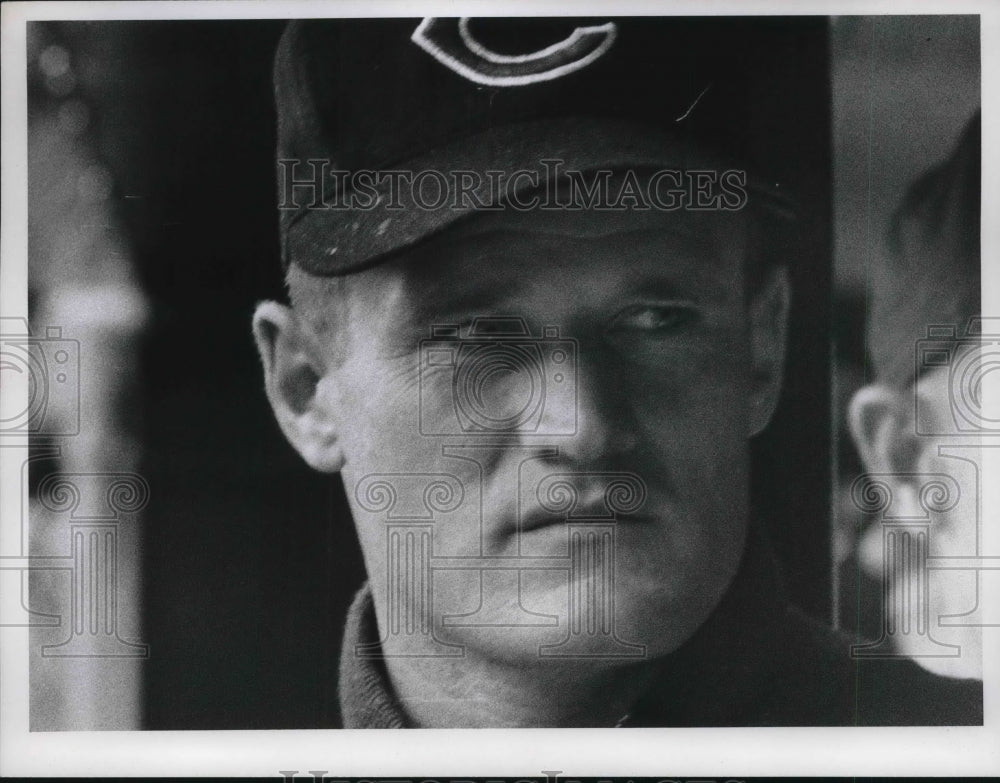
<box><xmin>868</xmin><ymin>111</ymin><xmax>981</xmax><ymax>389</ymax></box>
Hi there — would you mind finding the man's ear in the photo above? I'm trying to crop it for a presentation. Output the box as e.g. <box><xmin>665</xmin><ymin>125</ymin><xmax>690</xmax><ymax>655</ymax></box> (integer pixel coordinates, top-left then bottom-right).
<box><xmin>847</xmin><ymin>384</ymin><xmax>921</xmax><ymax>474</ymax></box>
<box><xmin>747</xmin><ymin>268</ymin><xmax>790</xmax><ymax>436</ymax></box>
<box><xmin>252</xmin><ymin>301</ymin><xmax>345</xmax><ymax>473</ymax></box>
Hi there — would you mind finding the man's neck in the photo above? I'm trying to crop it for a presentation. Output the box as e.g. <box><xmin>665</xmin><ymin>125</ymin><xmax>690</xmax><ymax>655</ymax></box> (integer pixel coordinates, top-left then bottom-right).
<box><xmin>339</xmin><ymin>526</ymin><xmax>789</xmax><ymax>728</ymax></box>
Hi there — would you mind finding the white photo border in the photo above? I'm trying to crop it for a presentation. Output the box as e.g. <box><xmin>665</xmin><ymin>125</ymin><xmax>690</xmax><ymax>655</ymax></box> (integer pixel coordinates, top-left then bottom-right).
<box><xmin>1</xmin><ymin>0</ymin><xmax>998</xmax><ymax>777</ymax></box>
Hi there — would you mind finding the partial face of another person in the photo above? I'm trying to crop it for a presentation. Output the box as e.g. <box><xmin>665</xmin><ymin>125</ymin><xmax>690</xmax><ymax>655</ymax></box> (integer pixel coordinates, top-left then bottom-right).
<box><xmin>257</xmin><ymin>204</ymin><xmax>788</xmax><ymax>665</ymax></box>
<box><xmin>851</xmin><ymin>366</ymin><xmax>984</xmax><ymax>679</ymax></box>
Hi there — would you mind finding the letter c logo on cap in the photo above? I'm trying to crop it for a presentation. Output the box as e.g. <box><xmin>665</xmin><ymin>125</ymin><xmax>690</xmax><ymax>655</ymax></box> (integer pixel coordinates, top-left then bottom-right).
<box><xmin>411</xmin><ymin>17</ymin><xmax>617</xmax><ymax>87</ymax></box>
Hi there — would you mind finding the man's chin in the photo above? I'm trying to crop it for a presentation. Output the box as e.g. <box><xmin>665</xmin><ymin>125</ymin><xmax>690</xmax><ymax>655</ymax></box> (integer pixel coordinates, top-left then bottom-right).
<box><xmin>427</xmin><ymin>572</ymin><xmax>700</xmax><ymax>664</ymax></box>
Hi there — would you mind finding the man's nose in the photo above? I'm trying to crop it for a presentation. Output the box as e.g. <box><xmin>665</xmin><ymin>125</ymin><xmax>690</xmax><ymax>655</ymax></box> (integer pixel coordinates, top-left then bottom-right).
<box><xmin>534</xmin><ymin>350</ymin><xmax>638</xmax><ymax>463</ymax></box>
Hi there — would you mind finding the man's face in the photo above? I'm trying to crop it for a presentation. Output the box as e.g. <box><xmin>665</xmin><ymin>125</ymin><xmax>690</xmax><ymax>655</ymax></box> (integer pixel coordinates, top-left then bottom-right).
<box><xmin>301</xmin><ymin>206</ymin><xmax>785</xmax><ymax>664</ymax></box>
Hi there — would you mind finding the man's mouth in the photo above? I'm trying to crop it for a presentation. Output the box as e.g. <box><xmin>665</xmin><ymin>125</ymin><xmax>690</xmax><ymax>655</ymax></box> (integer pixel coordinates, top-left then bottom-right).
<box><xmin>516</xmin><ymin>499</ymin><xmax>649</xmax><ymax>534</ymax></box>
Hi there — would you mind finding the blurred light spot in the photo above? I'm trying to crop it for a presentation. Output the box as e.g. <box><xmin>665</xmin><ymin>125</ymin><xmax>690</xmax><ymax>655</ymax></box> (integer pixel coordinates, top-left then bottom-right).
<box><xmin>57</xmin><ymin>100</ymin><xmax>90</xmax><ymax>136</ymax></box>
<box><xmin>76</xmin><ymin>165</ymin><xmax>113</xmax><ymax>202</ymax></box>
<box><xmin>38</xmin><ymin>45</ymin><xmax>70</xmax><ymax>78</ymax></box>
<box><xmin>45</xmin><ymin>71</ymin><xmax>76</xmax><ymax>97</ymax></box>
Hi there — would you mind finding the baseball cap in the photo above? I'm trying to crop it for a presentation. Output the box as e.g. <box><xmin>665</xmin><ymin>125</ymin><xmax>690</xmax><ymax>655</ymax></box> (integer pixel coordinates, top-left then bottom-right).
<box><xmin>273</xmin><ymin>17</ymin><xmax>820</xmax><ymax>276</ymax></box>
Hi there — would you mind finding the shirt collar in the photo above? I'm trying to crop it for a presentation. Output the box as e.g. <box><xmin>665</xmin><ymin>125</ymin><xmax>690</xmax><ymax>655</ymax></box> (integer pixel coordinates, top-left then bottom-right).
<box><xmin>338</xmin><ymin>586</ymin><xmax>409</xmax><ymax>728</ymax></box>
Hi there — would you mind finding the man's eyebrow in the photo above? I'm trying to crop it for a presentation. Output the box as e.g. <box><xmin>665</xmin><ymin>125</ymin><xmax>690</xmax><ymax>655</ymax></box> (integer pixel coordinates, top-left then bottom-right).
<box><xmin>617</xmin><ymin>277</ymin><xmax>690</xmax><ymax>301</ymax></box>
<box><xmin>406</xmin><ymin>269</ymin><xmax>519</xmax><ymax>326</ymax></box>
<box><xmin>418</xmin><ymin>288</ymin><xmax>513</xmax><ymax>324</ymax></box>
<box><xmin>400</xmin><ymin>223</ymin><xmax>723</xmax><ymax>322</ymax></box>
<box><xmin>401</xmin><ymin>238</ymin><xmax>526</xmax><ymax>320</ymax></box>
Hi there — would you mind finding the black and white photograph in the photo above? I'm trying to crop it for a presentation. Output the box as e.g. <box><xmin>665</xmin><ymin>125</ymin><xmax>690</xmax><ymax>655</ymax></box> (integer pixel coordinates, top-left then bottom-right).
<box><xmin>0</xmin><ymin>0</ymin><xmax>997</xmax><ymax>777</ymax></box>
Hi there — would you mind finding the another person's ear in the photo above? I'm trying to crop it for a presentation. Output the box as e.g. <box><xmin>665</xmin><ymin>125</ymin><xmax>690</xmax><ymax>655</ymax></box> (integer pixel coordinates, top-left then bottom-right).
<box><xmin>252</xmin><ymin>301</ymin><xmax>345</xmax><ymax>472</ymax></box>
<box><xmin>849</xmin><ymin>384</ymin><xmax>932</xmax><ymax>577</ymax></box>
<box><xmin>747</xmin><ymin>267</ymin><xmax>790</xmax><ymax>436</ymax></box>
<box><xmin>847</xmin><ymin>384</ymin><xmax>920</xmax><ymax>474</ymax></box>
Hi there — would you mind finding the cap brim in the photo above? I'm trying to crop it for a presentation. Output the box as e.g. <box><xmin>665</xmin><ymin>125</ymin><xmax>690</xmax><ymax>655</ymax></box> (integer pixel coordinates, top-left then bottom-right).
<box><xmin>283</xmin><ymin>117</ymin><xmax>795</xmax><ymax>276</ymax></box>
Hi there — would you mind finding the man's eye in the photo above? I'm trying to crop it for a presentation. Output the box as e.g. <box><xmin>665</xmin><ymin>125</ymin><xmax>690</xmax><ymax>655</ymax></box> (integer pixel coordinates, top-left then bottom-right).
<box><xmin>606</xmin><ymin>304</ymin><xmax>697</xmax><ymax>335</ymax></box>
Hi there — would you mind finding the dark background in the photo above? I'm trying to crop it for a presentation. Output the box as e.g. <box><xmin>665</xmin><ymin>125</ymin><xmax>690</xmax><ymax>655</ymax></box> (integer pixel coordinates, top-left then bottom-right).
<box><xmin>118</xmin><ymin>21</ymin><xmax>368</xmax><ymax>729</ymax></box>
<box><xmin>30</xmin><ymin>18</ymin><xmax>833</xmax><ymax>729</ymax></box>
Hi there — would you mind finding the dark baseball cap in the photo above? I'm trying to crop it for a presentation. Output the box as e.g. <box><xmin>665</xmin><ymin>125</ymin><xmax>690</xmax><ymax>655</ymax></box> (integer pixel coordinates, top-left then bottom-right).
<box><xmin>273</xmin><ymin>17</ymin><xmax>821</xmax><ymax>276</ymax></box>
